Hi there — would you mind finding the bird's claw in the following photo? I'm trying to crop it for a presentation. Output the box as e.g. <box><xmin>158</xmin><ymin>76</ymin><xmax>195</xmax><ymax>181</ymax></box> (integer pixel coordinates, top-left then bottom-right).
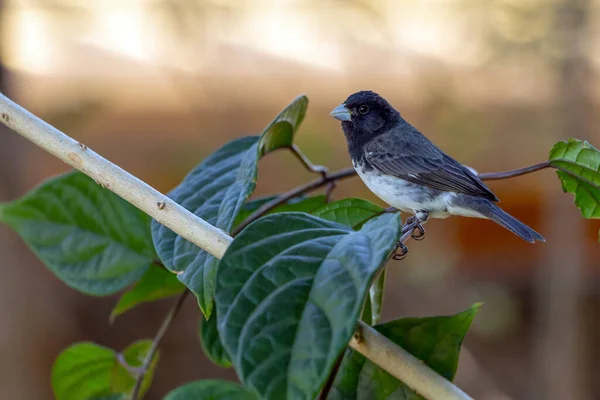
<box><xmin>411</xmin><ymin>224</ymin><xmax>425</xmax><ymax>241</ymax></box>
<box><xmin>392</xmin><ymin>242</ymin><xmax>409</xmax><ymax>260</ymax></box>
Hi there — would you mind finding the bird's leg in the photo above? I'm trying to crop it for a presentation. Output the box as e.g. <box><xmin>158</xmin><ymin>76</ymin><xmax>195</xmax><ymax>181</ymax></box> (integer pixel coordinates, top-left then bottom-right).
<box><xmin>392</xmin><ymin>241</ymin><xmax>409</xmax><ymax>260</ymax></box>
<box><xmin>409</xmin><ymin>210</ymin><xmax>428</xmax><ymax>241</ymax></box>
<box><xmin>393</xmin><ymin>211</ymin><xmax>429</xmax><ymax>261</ymax></box>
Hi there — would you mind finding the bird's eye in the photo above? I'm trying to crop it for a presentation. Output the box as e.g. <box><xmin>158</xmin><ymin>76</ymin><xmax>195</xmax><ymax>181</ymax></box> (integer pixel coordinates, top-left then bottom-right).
<box><xmin>358</xmin><ymin>105</ymin><xmax>370</xmax><ymax>115</ymax></box>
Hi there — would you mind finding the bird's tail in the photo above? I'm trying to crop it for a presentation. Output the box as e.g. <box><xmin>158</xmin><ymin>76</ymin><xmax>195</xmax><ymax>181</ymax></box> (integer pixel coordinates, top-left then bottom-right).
<box><xmin>454</xmin><ymin>197</ymin><xmax>545</xmax><ymax>243</ymax></box>
<box><xmin>477</xmin><ymin>201</ymin><xmax>545</xmax><ymax>243</ymax></box>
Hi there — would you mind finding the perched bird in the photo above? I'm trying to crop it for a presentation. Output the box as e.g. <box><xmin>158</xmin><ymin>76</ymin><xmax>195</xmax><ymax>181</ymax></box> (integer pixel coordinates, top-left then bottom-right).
<box><xmin>330</xmin><ymin>90</ymin><xmax>545</xmax><ymax>243</ymax></box>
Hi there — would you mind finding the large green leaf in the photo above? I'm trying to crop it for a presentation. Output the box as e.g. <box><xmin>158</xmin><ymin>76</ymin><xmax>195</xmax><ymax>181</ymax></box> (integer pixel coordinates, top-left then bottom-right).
<box><xmin>549</xmin><ymin>138</ymin><xmax>600</xmax><ymax>220</ymax></box>
<box><xmin>313</xmin><ymin>198</ymin><xmax>384</xmax><ymax>229</ymax></box>
<box><xmin>0</xmin><ymin>171</ymin><xmax>155</xmax><ymax>295</ymax></box>
<box><xmin>52</xmin><ymin>340</ymin><xmax>158</xmax><ymax>400</ymax></box>
<box><xmin>110</xmin><ymin>264</ymin><xmax>185</xmax><ymax>322</ymax></box>
<box><xmin>152</xmin><ymin>96</ymin><xmax>308</xmax><ymax>318</ymax></box>
<box><xmin>163</xmin><ymin>380</ymin><xmax>256</xmax><ymax>400</ymax></box>
<box><xmin>199</xmin><ymin>309</ymin><xmax>231</xmax><ymax>368</ymax></box>
<box><xmin>329</xmin><ymin>305</ymin><xmax>479</xmax><ymax>400</ymax></box>
<box><xmin>215</xmin><ymin>212</ymin><xmax>401</xmax><ymax>400</ymax></box>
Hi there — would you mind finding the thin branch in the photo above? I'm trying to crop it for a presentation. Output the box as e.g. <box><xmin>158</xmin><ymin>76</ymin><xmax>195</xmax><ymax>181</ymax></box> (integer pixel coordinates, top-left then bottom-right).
<box><xmin>131</xmin><ymin>290</ymin><xmax>189</xmax><ymax>400</ymax></box>
<box><xmin>478</xmin><ymin>161</ymin><xmax>551</xmax><ymax>180</ymax></box>
<box><xmin>116</xmin><ymin>353</ymin><xmax>140</xmax><ymax>377</ymax></box>
<box><xmin>0</xmin><ymin>92</ymin><xmax>473</xmax><ymax>400</ymax></box>
<box><xmin>318</xmin><ymin>351</ymin><xmax>345</xmax><ymax>400</ymax></box>
<box><xmin>288</xmin><ymin>144</ymin><xmax>337</xmax><ymax>202</ymax></box>
<box><xmin>231</xmin><ymin>167</ymin><xmax>356</xmax><ymax>235</ymax></box>
<box><xmin>232</xmin><ymin>159</ymin><xmax>553</xmax><ymax>235</ymax></box>
<box><xmin>289</xmin><ymin>144</ymin><xmax>329</xmax><ymax>178</ymax></box>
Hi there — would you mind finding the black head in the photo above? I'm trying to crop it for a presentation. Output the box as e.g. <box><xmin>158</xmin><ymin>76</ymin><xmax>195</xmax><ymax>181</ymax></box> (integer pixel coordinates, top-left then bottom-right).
<box><xmin>330</xmin><ymin>91</ymin><xmax>401</xmax><ymax>154</ymax></box>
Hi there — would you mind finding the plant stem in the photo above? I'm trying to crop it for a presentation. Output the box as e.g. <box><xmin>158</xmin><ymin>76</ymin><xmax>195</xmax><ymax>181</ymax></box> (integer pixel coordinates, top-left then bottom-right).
<box><xmin>288</xmin><ymin>144</ymin><xmax>337</xmax><ymax>202</ymax></box>
<box><xmin>131</xmin><ymin>290</ymin><xmax>189</xmax><ymax>400</ymax></box>
<box><xmin>478</xmin><ymin>161</ymin><xmax>551</xmax><ymax>180</ymax></box>
<box><xmin>289</xmin><ymin>144</ymin><xmax>329</xmax><ymax>178</ymax></box>
<box><xmin>232</xmin><ymin>160</ymin><xmax>553</xmax><ymax>235</ymax></box>
<box><xmin>231</xmin><ymin>167</ymin><xmax>356</xmax><ymax>235</ymax></box>
<box><xmin>369</xmin><ymin>269</ymin><xmax>386</xmax><ymax>325</ymax></box>
<box><xmin>318</xmin><ymin>351</ymin><xmax>345</xmax><ymax>400</ymax></box>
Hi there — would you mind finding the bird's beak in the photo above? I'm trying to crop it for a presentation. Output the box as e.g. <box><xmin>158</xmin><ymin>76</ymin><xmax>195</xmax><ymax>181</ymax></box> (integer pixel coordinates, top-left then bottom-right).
<box><xmin>329</xmin><ymin>104</ymin><xmax>352</xmax><ymax>122</ymax></box>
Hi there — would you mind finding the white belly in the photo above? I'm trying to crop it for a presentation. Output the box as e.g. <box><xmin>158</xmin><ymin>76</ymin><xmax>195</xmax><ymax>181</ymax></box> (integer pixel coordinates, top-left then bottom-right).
<box><xmin>354</xmin><ymin>163</ymin><xmax>485</xmax><ymax>219</ymax></box>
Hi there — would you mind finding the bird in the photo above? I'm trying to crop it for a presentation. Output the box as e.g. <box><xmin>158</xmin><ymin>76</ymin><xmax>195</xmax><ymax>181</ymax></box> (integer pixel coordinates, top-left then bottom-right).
<box><xmin>330</xmin><ymin>90</ymin><xmax>545</xmax><ymax>244</ymax></box>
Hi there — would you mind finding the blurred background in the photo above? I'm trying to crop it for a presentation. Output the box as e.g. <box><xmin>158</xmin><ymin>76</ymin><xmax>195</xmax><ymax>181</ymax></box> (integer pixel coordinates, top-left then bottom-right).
<box><xmin>0</xmin><ymin>0</ymin><xmax>599</xmax><ymax>399</ymax></box>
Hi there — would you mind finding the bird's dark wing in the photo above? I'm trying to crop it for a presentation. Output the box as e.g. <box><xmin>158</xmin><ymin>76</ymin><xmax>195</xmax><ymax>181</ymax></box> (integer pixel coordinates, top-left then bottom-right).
<box><xmin>364</xmin><ymin>131</ymin><xmax>499</xmax><ymax>201</ymax></box>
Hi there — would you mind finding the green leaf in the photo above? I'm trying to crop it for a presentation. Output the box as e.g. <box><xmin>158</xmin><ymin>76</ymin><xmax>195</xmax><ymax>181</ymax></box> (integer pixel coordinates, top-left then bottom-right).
<box><xmin>549</xmin><ymin>138</ymin><xmax>600</xmax><ymax>220</ymax></box>
<box><xmin>257</xmin><ymin>95</ymin><xmax>308</xmax><ymax>157</ymax></box>
<box><xmin>110</xmin><ymin>264</ymin><xmax>185</xmax><ymax>322</ymax></box>
<box><xmin>52</xmin><ymin>340</ymin><xmax>158</xmax><ymax>400</ymax></box>
<box><xmin>216</xmin><ymin>212</ymin><xmax>401</xmax><ymax>400</ymax></box>
<box><xmin>163</xmin><ymin>380</ymin><xmax>256</xmax><ymax>400</ymax></box>
<box><xmin>313</xmin><ymin>198</ymin><xmax>384</xmax><ymax>228</ymax></box>
<box><xmin>329</xmin><ymin>305</ymin><xmax>480</xmax><ymax>400</ymax></box>
<box><xmin>199</xmin><ymin>309</ymin><xmax>231</xmax><ymax>368</ymax></box>
<box><xmin>152</xmin><ymin>96</ymin><xmax>308</xmax><ymax>318</ymax></box>
<box><xmin>0</xmin><ymin>171</ymin><xmax>155</xmax><ymax>295</ymax></box>
<box><xmin>52</xmin><ymin>342</ymin><xmax>115</xmax><ymax>400</ymax></box>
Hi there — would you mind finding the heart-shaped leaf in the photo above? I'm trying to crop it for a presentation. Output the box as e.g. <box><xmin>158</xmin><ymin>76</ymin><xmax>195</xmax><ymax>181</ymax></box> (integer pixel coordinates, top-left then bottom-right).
<box><xmin>549</xmin><ymin>138</ymin><xmax>600</xmax><ymax>220</ymax></box>
<box><xmin>164</xmin><ymin>380</ymin><xmax>256</xmax><ymax>400</ymax></box>
<box><xmin>329</xmin><ymin>305</ymin><xmax>480</xmax><ymax>400</ymax></box>
<box><xmin>216</xmin><ymin>212</ymin><xmax>401</xmax><ymax>400</ymax></box>
<box><xmin>0</xmin><ymin>172</ymin><xmax>155</xmax><ymax>295</ymax></box>
<box><xmin>313</xmin><ymin>198</ymin><xmax>384</xmax><ymax>228</ymax></box>
<box><xmin>52</xmin><ymin>340</ymin><xmax>158</xmax><ymax>400</ymax></box>
<box><xmin>110</xmin><ymin>264</ymin><xmax>185</xmax><ymax>322</ymax></box>
<box><xmin>199</xmin><ymin>309</ymin><xmax>231</xmax><ymax>368</ymax></box>
<box><xmin>152</xmin><ymin>96</ymin><xmax>308</xmax><ymax>318</ymax></box>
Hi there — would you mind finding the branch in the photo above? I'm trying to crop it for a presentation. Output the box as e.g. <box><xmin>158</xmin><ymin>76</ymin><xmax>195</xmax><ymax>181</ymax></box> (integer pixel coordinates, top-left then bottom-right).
<box><xmin>131</xmin><ymin>290</ymin><xmax>189</xmax><ymax>399</ymax></box>
<box><xmin>289</xmin><ymin>144</ymin><xmax>328</xmax><ymax>177</ymax></box>
<box><xmin>232</xmin><ymin>159</ymin><xmax>553</xmax><ymax>235</ymax></box>
<box><xmin>478</xmin><ymin>161</ymin><xmax>551</xmax><ymax>180</ymax></box>
<box><xmin>288</xmin><ymin>144</ymin><xmax>337</xmax><ymax>202</ymax></box>
<box><xmin>350</xmin><ymin>321</ymin><xmax>472</xmax><ymax>399</ymax></box>
<box><xmin>231</xmin><ymin>167</ymin><xmax>356</xmax><ymax>235</ymax></box>
<box><xmin>0</xmin><ymin>94</ymin><xmax>232</xmax><ymax>260</ymax></box>
<box><xmin>0</xmin><ymin>92</ymin><xmax>473</xmax><ymax>399</ymax></box>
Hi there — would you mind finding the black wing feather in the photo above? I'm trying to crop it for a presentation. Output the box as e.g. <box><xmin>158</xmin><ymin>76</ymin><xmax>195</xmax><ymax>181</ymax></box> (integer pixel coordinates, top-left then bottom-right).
<box><xmin>364</xmin><ymin>131</ymin><xmax>499</xmax><ymax>202</ymax></box>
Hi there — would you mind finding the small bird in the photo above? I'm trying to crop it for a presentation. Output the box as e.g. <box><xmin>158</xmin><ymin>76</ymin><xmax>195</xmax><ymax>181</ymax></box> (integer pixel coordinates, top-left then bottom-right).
<box><xmin>330</xmin><ymin>90</ymin><xmax>545</xmax><ymax>243</ymax></box>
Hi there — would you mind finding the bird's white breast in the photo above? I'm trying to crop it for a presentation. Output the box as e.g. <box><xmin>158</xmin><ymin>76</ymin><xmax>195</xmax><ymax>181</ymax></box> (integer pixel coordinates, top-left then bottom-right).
<box><xmin>353</xmin><ymin>162</ymin><xmax>481</xmax><ymax>219</ymax></box>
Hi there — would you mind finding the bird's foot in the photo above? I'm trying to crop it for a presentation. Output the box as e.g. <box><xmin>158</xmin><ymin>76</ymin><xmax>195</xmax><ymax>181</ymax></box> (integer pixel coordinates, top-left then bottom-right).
<box><xmin>411</xmin><ymin>224</ymin><xmax>426</xmax><ymax>241</ymax></box>
<box><xmin>392</xmin><ymin>242</ymin><xmax>409</xmax><ymax>260</ymax></box>
<box><xmin>405</xmin><ymin>214</ymin><xmax>426</xmax><ymax>241</ymax></box>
